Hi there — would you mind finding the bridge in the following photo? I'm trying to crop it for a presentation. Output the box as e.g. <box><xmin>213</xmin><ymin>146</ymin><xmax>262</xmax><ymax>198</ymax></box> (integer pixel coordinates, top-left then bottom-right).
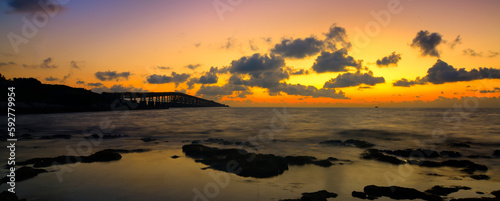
<box><xmin>103</xmin><ymin>92</ymin><xmax>229</xmax><ymax>109</ymax></box>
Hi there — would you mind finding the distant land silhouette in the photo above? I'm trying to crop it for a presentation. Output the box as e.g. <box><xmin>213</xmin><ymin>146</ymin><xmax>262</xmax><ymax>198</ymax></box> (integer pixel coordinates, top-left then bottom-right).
<box><xmin>0</xmin><ymin>74</ymin><xmax>227</xmax><ymax>114</ymax></box>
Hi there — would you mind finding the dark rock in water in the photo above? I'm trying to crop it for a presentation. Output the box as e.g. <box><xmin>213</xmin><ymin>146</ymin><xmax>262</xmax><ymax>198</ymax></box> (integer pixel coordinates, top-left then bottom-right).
<box><xmin>281</xmin><ymin>190</ymin><xmax>337</xmax><ymax>201</ymax></box>
<box><xmin>425</xmin><ymin>185</ymin><xmax>471</xmax><ymax>196</ymax></box>
<box><xmin>477</xmin><ymin>192</ymin><xmax>485</xmax><ymax>195</ymax></box>
<box><xmin>467</xmin><ymin>155</ymin><xmax>492</xmax><ymax>159</ymax></box>
<box><xmin>361</xmin><ymin>149</ymin><xmax>404</xmax><ymax>165</ymax></box>
<box><xmin>285</xmin><ymin>156</ymin><xmax>317</xmax><ymax>165</ymax></box>
<box><xmin>141</xmin><ymin>137</ymin><xmax>156</xmax><ymax>142</ymax></box>
<box><xmin>363</xmin><ymin>185</ymin><xmax>442</xmax><ymax>201</ymax></box>
<box><xmin>327</xmin><ymin>157</ymin><xmax>338</xmax><ymax>161</ymax></box>
<box><xmin>470</xmin><ymin>175</ymin><xmax>490</xmax><ymax>180</ymax></box>
<box><xmin>171</xmin><ymin>155</ymin><xmax>180</xmax><ymax>159</ymax></box>
<box><xmin>17</xmin><ymin>149</ymin><xmax>146</xmax><ymax>168</ymax></box>
<box><xmin>205</xmin><ymin>138</ymin><xmax>233</xmax><ymax>145</ymax></box>
<box><xmin>21</xmin><ymin>134</ymin><xmax>33</xmax><ymax>140</ymax></box>
<box><xmin>491</xmin><ymin>190</ymin><xmax>500</xmax><ymax>198</ymax></box>
<box><xmin>320</xmin><ymin>139</ymin><xmax>374</xmax><ymax>148</ymax></box>
<box><xmin>313</xmin><ymin>160</ymin><xmax>333</xmax><ymax>167</ymax></box>
<box><xmin>413</xmin><ymin>159</ymin><xmax>488</xmax><ymax>174</ymax></box>
<box><xmin>191</xmin><ymin>140</ymin><xmax>202</xmax><ymax>144</ymax></box>
<box><xmin>0</xmin><ymin>191</ymin><xmax>26</xmax><ymax>201</ymax></box>
<box><xmin>493</xmin><ymin>150</ymin><xmax>500</xmax><ymax>157</ymax></box>
<box><xmin>40</xmin><ymin>134</ymin><xmax>72</xmax><ymax>139</ymax></box>
<box><xmin>440</xmin><ymin>151</ymin><xmax>462</xmax><ymax>158</ymax></box>
<box><xmin>427</xmin><ymin>173</ymin><xmax>444</xmax><ymax>177</ymax></box>
<box><xmin>85</xmin><ymin>134</ymin><xmax>128</xmax><ymax>139</ymax></box>
<box><xmin>451</xmin><ymin>143</ymin><xmax>471</xmax><ymax>148</ymax></box>
<box><xmin>1</xmin><ymin>167</ymin><xmax>48</xmax><ymax>183</ymax></box>
<box><xmin>183</xmin><ymin>144</ymin><xmax>288</xmax><ymax>178</ymax></box>
<box><xmin>382</xmin><ymin>149</ymin><xmax>440</xmax><ymax>158</ymax></box>
<box><xmin>352</xmin><ymin>191</ymin><xmax>367</xmax><ymax>199</ymax></box>
<box><xmin>450</xmin><ymin>198</ymin><xmax>500</xmax><ymax>201</ymax></box>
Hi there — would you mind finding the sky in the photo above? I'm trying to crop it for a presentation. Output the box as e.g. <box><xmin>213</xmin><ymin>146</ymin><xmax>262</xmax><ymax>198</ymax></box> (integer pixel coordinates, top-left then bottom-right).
<box><xmin>1</xmin><ymin>0</ymin><xmax>500</xmax><ymax>107</ymax></box>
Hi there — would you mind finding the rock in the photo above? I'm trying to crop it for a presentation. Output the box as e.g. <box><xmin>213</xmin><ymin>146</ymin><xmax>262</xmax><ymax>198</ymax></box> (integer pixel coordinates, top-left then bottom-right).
<box><xmin>425</xmin><ymin>185</ymin><xmax>471</xmax><ymax>196</ymax></box>
<box><xmin>182</xmin><ymin>144</ymin><xmax>288</xmax><ymax>178</ymax></box>
<box><xmin>1</xmin><ymin>167</ymin><xmax>48</xmax><ymax>183</ymax></box>
<box><xmin>205</xmin><ymin>138</ymin><xmax>233</xmax><ymax>145</ymax></box>
<box><xmin>361</xmin><ymin>149</ymin><xmax>404</xmax><ymax>165</ymax></box>
<box><xmin>85</xmin><ymin>134</ymin><xmax>127</xmax><ymax>139</ymax></box>
<box><xmin>0</xmin><ymin>191</ymin><xmax>26</xmax><ymax>201</ymax></box>
<box><xmin>467</xmin><ymin>155</ymin><xmax>492</xmax><ymax>159</ymax></box>
<box><xmin>491</xmin><ymin>190</ymin><xmax>500</xmax><ymax>198</ymax></box>
<box><xmin>450</xmin><ymin>198</ymin><xmax>500</xmax><ymax>201</ymax></box>
<box><xmin>281</xmin><ymin>190</ymin><xmax>337</xmax><ymax>201</ymax></box>
<box><xmin>140</xmin><ymin>137</ymin><xmax>156</xmax><ymax>142</ymax></box>
<box><xmin>413</xmin><ymin>159</ymin><xmax>488</xmax><ymax>174</ymax></box>
<box><xmin>171</xmin><ymin>155</ymin><xmax>180</xmax><ymax>159</ymax></box>
<box><xmin>352</xmin><ymin>191</ymin><xmax>367</xmax><ymax>199</ymax></box>
<box><xmin>320</xmin><ymin>139</ymin><xmax>374</xmax><ymax>148</ymax></box>
<box><xmin>83</xmin><ymin>149</ymin><xmax>122</xmax><ymax>162</ymax></box>
<box><xmin>285</xmin><ymin>156</ymin><xmax>317</xmax><ymax>165</ymax></box>
<box><xmin>477</xmin><ymin>192</ymin><xmax>485</xmax><ymax>195</ymax></box>
<box><xmin>313</xmin><ymin>160</ymin><xmax>333</xmax><ymax>167</ymax></box>
<box><xmin>440</xmin><ymin>151</ymin><xmax>462</xmax><ymax>158</ymax></box>
<box><xmin>363</xmin><ymin>185</ymin><xmax>442</xmax><ymax>201</ymax></box>
<box><xmin>470</xmin><ymin>175</ymin><xmax>490</xmax><ymax>180</ymax></box>
<box><xmin>493</xmin><ymin>150</ymin><xmax>500</xmax><ymax>157</ymax></box>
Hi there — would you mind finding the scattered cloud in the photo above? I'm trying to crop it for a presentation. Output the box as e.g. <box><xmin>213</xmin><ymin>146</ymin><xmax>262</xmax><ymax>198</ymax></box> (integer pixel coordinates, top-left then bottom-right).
<box><xmin>187</xmin><ymin>67</ymin><xmax>221</xmax><ymax>89</ymax></box>
<box><xmin>146</xmin><ymin>72</ymin><xmax>190</xmax><ymax>85</ymax></box>
<box><xmin>90</xmin><ymin>84</ymin><xmax>148</xmax><ymax>93</ymax></box>
<box><xmin>229</xmin><ymin>53</ymin><xmax>285</xmax><ymax>77</ymax></box>
<box><xmin>323</xmin><ymin>71</ymin><xmax>385</xmax><ymax>88</ymax></box>
<box><xmin>95</xmin><ymin>71</ymin><xmax>131</xmax><ymax>81</ymax></box>
<box><xmin>157</xmin><ymin>66</ymin><xmax>172</xmax><ymax>70</ymax></box>
<box><xmin>463</xmin><ymin>48</ymin><xmax>482</xmax><ymax>57</ymax></box>
<box><xmin>393</xmin><ymin>59</ymin><xmax>500</xmax><ymax>87</ymax></box>
<box><xmin>194</xmin><ymin>43</ymin><xmax>201</xmax><ymax>48</ymax></box>
<box><xmin>76</xmin><ymin>80</ymin><xmax>85</xmax><ymax>85</ymax></box>
<box><xmin>23</xmin><ymin>57</ymin><xmax>58</xmax><ymax>69</ymax></box>
<box><xmin>45</xmin><ymin>76</ymin><xmax>58</xmax><ymax>81</ymax></box>
<box><xmin>311</xmin><ymin>49</ymin><xmax>361</xmax><ymax>73</ymax></box>
<box><xmin>271</xmin><ymin>37</ymin><xmax>324</xmax><ymax>59</ymax></box>
<box><xmin>489</xmin><ymin>51</ymin><xmax>499</xmax><ymax>58</ymax></box>
<box><xmin>6</xmin><ymin>0</ymin><xmax>64</xmax><ymax>14</ymax></box>
<box><xmin>185</xmin><ymin>64</ymin><xmax>201</xmax><ymax>70</ymax></box>
<box><xmin>70</xmin><ymin>61</ymin><xmax>80</xmax><ymax>69</ymax></box>
<box><xmin>324</xmin><ymin>24</ymin><xmax>351</xmax><ymax>50</ymax></box>
<box><xmin>269</xmin><ymin>83</ymin><xmax>348</xmax><ymax>99</ymax></box>
<box><xmin>222</xmin><ymin>37</ymin><xmax>237</xmax><ymax>49</ymax></box>
<box><xmin>87</xmin><ymin>82</ymin><xmax>103</xmax><ymax>87</ymax></box>
<box><xmin>449</xmin><ymin>35</ymin><xmax>462</xmax><ymax>49</ymax></box>
<box><xmin>376</xmin><ymin>52</ymin><xmax>401</xmax><ymax>67</ymax></box>
<box><xmin>410</xmin><ymin>30</ymin><xmax>443</xmax><ymax>57</ymax></box>
<box><xmin>0</xmin><ymin>61</ymin><xmax>16</xmax><ymax>67</ymax></box>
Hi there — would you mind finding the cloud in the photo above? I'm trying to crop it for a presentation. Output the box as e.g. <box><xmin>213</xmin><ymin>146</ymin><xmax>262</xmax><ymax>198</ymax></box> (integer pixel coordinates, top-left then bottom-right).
<box><xmin>489</xmin><ymin>51</ymin><xmax>499</xmax><ymax>58</ymax></box>
<box><xmin>45</xmin><ymin>76</ymin><xmax>58</xmax><ymax>81</ymax></box>
<box><xmin>376</xmin><ymin>52</ymin><xmax>401</xmax><ymax>67</ymax></box>
<box><xmin>70</xmin><ymin>61</ymin><xmax>80</xmax><ymax>69</ymax></box>
<box><xmin>449</xmin><ymin>35</ymin><xmax>462</xmax><ymax>49</ymax></box>
<box><xmin>76</xmin><ymin>80</ymin><xmax>85</xmax><ymax>85</ymax></box>
<box><xmin>323</xmin><ymin>71</ymin><xmax>385</xmax><ymax>88</ymax></box>
<box><xmin>249</xmin><ymin>40</ymin><xmax>258</xmax><ymax>51</ymax></box>
<box><xmin>60</xmin><ymin>73</ymin><xmax>71</xmax><ymax>83</ymax></box>
<box><xmin>87</xmin><ymin>82</ymin><xmax>103</xmax><ymax>87</ymax></box>
<box><xmin>90</xmin><ymin>84</ymin><xmax>148</xmax><ymax>94</ymax></box>
<box><xmin>393</xmin><ymin>59</ymin><xmax>500</xmax><ymax>86</ymax></box>
<box><xmin>185</xmin><ymin>64</ymin><xmax>201</xmax><ymax>70</ymax></box>
<box><xmin>463</xmin><ymin>48</ymin><xmax>482</xmax><ymax>57</ymax></box>
<box><xmin>0</xmin><ymin>61</ymin><xmax>16</xmax><ymax>67</ymax></box>
<box><xmin>187</xmin><ymin>67</ymin><xmax>220</xmax><ymax>89</ymax></box>
<box><xmin>6</xmin><ymin>0</ymin><xmax>64</xmax><ymax>14</ymax></box>
<box><xmin>40</xmin><ymin>57</ymin><xmax>57</xmax><ymax>68</ymax></box>
<box><xmin>269</xmin><ymin>83</ymin><xmax>348</xmax><ymax>99</ymax></box>
<box><xmin>157</xmin><ymin>66</ymin><xmax>171</xmax><ymax>70</ymax></box>
<box><xmin>480</xmin><ymin>89</ymin><xmax>499</xmax><ymax>93</ymax></box>
<box><xmin>229</xmin><ymin>53</ymin><xmax>285</xmax><ymax>77</ymax></box>
<box><xmin>196</xmin><ymin>84</ymin><xmax>252</xmax><ymax>99</ymax></box>
<box><xmin>324</xmin><ymin>24</ymin><xmax>351</xmax><ymax>50</ymax></box>
<box><xmin>286</xmin><ymin>67</ymin><xmax>309</xmax><ymax>75</ymax></box>
<box><xmin>146</xmin><ymin>72</ymin><xmax>190</xmax><ymax>84</ymax></box>
<box><xmin>311</xmin><ymin>49</ymin><xmax>361</xmax><ymax>73</ymax></box>
<box><xmin>95</xmin><ymin>71</ymin><xmax>131</xmax><ymax>81</ymax></box>
<box><xmin>194</xmin><ymin>43</ymin><xmax>201</xmax><ymax>48</ymax></box>
<box><xmin>270</xmin><ymin>37</ymin><xmax>324</xmax><ymax>59</ymax></box>
<box><xmin>222</xmin><ymin>37</ymin><xmax>237</xmax><ymax>49</ymax></box>
<box><xmin>410</xmin><ymin>30</ymin><xmax>443</xmax><ymax>57</ymax></box>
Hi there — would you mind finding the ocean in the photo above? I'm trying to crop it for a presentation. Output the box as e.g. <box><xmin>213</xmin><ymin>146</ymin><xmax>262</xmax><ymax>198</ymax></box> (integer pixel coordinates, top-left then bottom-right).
<box><xmin>1</xmin><ymin>107</ymin><xmax>500</xmax><ymax>200</ymax></box>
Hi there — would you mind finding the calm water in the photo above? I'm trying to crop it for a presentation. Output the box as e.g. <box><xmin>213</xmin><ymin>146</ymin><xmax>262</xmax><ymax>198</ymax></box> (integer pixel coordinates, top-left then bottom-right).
<box><xmin>1</xmin><ymin>108</ymin><xmax>500</xmax><ymax>200</ymax></box>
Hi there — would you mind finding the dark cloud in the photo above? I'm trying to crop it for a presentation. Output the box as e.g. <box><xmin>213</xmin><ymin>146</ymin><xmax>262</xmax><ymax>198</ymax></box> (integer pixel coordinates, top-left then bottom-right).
<box><xmin>196</xmin><ymin>84</ymin><xmax>252</xmax><ymax>99</ymax></box>
<box><xmin>269</xmin><ymin>83</ymin><xmax>348</xmax><ymax>99</ymax></box>
<box><xmin>270</xmin><ymin>37</ymin><xmax>324</xmax><ymax>59</ymax></box>
<box><xmin>392</xmin><ymin>77</ymin><xmax>426</xmax><ymax>87</ymax></box>
<box><xmin>410</xmin><ymin>30</ymin><xmax>443</xmax><ymax>57</ymax></box>
<box><xmin>323</xmin><ymin>71</ymin><xmax>385</xmax><ymax>88</ymax></box>
<box><xmin>87</xmin><ymin>82</ymin><xmax>103</xmax><ymax>87</ymax></box>
<box><xmin>222</xmin><ymin>37</ymin><xmax>237</xmax><ymax>49</ymax></box>
<box><xmin>287</xmin><ymin>67</ymin><xmax>309</xmax><ymax>75</ymax></box>
<box><xmin>229</xmin><ymin>53</ymin><xmax>285</xmax><ymax>77</ymax></box>
<box><xmin>146</xmin><ymin>72</ymin><xmax>190</xmax><ymax>84</ymax></box>
<box><xmin>45</xmin><ymin>76</ymin><xmax>58</xmax><ymax>81</ymax></box>
<box><xmin>6</xmin><ymin>0</ymin><xmax>64</xmax><ymax>14</ymax></box>
<box><xmin>157</xmin><ymin>66</ymin><xmax>172</xmax><ymax>70</ymax></box>
<box><xmin>480</xmin><ymin>89</ymin><xmax>499</xmax><ymax>93</ymax></box>
<box><xmin>29</xmin><ymin>57</ymin><xmax>57</xmax><ymax>69</ymax></box>
<box><xmin>70</xmin><ymin>61</ymin><xmax>79</xmax><ymax>69</ymax></box>
<box><xmin>185</xmin><ymin>64</ymin><xmax>201</xmax><ymax>70</ymax></box>
<box><xmin>489</xmin><ymin>51</ymin><xmax>499</xmax><ymax>58</ymax></box>
<box><xmin>60</xmin><ymin>73</ymin><xmax>71</xmax><ymax>83</ymax></box>
<box><xmin>449</xmin><ymin>35</ymin><xmax>462</xmax><ymax>49</ymax></box>
<box><xmin>311</xmin><ymin>49</ymin><xmax>361</xmax><ymax>73</ymax></box>
<box><xmin>194</xmin><ymin>43</ymin><xmax>201</xmax><ymax>48</ymax></box>
<box><xmin>76</xmin><ymin>80</ymin><xmax>85</xmax><ymax>85</ymax></box>
<box><xmin>0</xmin><ymin>61</ymin><xmax>16</xmax><ymax>67</ymax></box>
<box><xmin>324</xmin><ymin>24</ymin><xmax>351</xmax><ymax>50</ymax></box>
<box><xmin>90</xmin><ymin>84</ymin><xmax>148</xmax><ymax>94</ymax></box>
<box><xmin>376</xmin><ymin>52</ymin><xmax>401</xmax><ymax>67</ymax></box>
<box><xmin>95</xmin><ymin>71</ymin><xmax>131</xmax><ymax>81</ymax></box>
<box><xmin>249</xmin><ymin>40</ymin><xmax>258</xmax><ymax>51</ymax></box>
<box><xmin>187</xmin><ymin>67</ymin><xmax>220</xmax><ymax>89</ymax></box>
<box><xmin>463</xmin><ymin>48</ymin><xmax>482</xmax><ymax>57</ymax></box>
<box><xmin>393</xmin><ymin>59</ymin><xmax>500</xmax><ymax>87</ymax></box>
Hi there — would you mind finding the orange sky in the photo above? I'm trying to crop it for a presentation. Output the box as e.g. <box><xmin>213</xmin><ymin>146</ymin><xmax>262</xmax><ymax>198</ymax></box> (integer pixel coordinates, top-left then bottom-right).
<box><xmin>1</xmin><ymin>0</ymin><xmax>499</xmax><ymax>107</ymax></box>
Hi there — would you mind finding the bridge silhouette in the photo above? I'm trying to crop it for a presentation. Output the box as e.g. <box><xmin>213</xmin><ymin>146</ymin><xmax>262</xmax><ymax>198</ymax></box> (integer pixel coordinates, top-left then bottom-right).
<box><xmin>103</xmin><ymin>92</ymin><xmax>228</xmax><ymax>109</ymax></box>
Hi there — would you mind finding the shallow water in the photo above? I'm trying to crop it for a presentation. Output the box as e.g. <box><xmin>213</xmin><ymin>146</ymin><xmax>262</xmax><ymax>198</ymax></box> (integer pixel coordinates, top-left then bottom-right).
<box><xmin>1</xmin><ymin>108</ymin><xmax>499</xmax><ymax>200</ymax></box>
